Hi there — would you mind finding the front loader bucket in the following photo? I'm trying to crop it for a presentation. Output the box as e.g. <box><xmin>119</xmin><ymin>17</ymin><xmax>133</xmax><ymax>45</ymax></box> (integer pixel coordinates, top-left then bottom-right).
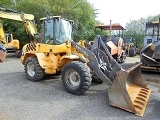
<box><xmin>108</xmin><ymin>62</ymin><xmax>151</xmax><ymax>116</ymax></box>
<box><xmin>0</xmin><ymin>50</ymin><xmax>6</xmax><ymax>62</ymax></box>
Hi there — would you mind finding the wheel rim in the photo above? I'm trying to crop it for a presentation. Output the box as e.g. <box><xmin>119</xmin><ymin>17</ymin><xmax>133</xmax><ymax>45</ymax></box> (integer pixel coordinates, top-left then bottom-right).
<box><xmin>121</xmin><ymin>56</ymin><xmax>126</xmax><ymax>62</ymax></box>
<box><xmin>65</xmin><ymin>69</ymin><xmax>80</xmax><ymax>88</ymax></box>
<box><xmin>27</xmin><ymin>61</ymin><xmax>35</xmax><ymax>77</ymax></box>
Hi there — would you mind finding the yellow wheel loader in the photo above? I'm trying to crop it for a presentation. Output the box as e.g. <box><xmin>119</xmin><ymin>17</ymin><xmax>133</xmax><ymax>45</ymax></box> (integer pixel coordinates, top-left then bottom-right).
<box><xmin>0</xmin><ymin>6</ymin><xmax>37</xmax><ymax>61</ymax></box>
<box><xmin>21</xmin><ymin>16</ymin><xmax>151</xmax><ymax>116</ymax></box>
<box><xmin>0</xmin><ymin>22</ymin><xmax>21</xmax><ymax>59</ymax></box>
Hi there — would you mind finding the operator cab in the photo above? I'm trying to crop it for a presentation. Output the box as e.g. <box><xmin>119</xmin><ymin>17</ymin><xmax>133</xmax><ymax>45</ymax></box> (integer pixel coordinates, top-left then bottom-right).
<box><xmin>144</xmin><ymin>19</ymin><xmax>160</xmax><ymax>47</ymax></box>
<box><xmin>5</xmin><ymin>33</ymin><xmax>12</xmax><ymax>43</ymax></box>
<box><xmin>39</xmin><ymin>16</ymin><xmax>73</xmax><ymax>45</ymax></box>
<box><xmin>95</xmin><ymin>23</ymin><xmax>125</xmax><ymax>46</ymax></box>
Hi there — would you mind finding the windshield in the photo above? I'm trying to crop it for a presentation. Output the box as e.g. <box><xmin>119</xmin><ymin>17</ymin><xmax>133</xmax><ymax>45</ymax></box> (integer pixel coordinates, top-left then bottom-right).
<box><xmin>124</xmin><ymin>38</ymin><xmax>132</xmax><ymax>43</ymax></box>
<box><xmin>146</xmin><ymin>25</ymin><xmax>159</xmax><ymax>36</ymax></box>
<box><xmin>44</xmin><ymin>18</ymin><xmax>72</xmax><ymax>45</ymax></box>
<box><xmin>5</xmin><ymin>34</ymin><xmax>12</xmax><ymax>43</ymax></box>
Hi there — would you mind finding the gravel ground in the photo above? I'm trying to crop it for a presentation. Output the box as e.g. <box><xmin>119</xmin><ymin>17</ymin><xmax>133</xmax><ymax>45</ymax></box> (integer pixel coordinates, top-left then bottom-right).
<box><xmin>0</xmin><ymin>56</ymin><xmax>160</xmax><ymax>120</ymax></box>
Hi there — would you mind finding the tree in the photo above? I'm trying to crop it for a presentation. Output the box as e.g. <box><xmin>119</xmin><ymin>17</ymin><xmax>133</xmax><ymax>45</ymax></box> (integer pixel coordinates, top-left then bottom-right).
<box><xmin>14</xmin><ymin>0</ymin><xmax>98</xmax><ymax>42</ymax></box>
<box><xmin>49</xmin><ymin>0</ymin><xmax>97</xmax><ymax>41</ymax></box>
<box><xmin>0</xmin><ymin>0</ymin><xmax>14</xmax><ymax>7</ymax></box>
<box><xmin>0</xmin><ymin>0</ymin><xmax>102</xmax><ymax>46</ymax></box>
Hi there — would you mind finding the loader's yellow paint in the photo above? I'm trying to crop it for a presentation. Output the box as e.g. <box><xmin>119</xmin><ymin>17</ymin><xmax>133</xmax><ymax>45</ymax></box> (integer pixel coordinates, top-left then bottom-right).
<box><xmin>127</xmin><ymin>83</ymin><xmax>151</xmax><ymax>116</ymax></box>
<box><xmin>5</xmin><ymin>39</ymin><xmax>19</xmax><ymax>49</ymax></box>
<box><xmin>35</xmin><ymin>43</ymin><xmax>71</xmax><ymax>54</ymax></box>
<box><xmin>21</xmin><ymin>41</ymin><xmax>85</xmax><ymax>74</ymax></box>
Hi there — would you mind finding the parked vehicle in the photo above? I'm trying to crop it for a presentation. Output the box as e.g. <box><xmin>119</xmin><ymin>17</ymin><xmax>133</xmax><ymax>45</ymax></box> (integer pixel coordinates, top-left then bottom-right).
<box><xmin>140</xmin><ymin>18</ymin><xmax>160</xmax><ymax>72</ymax></box>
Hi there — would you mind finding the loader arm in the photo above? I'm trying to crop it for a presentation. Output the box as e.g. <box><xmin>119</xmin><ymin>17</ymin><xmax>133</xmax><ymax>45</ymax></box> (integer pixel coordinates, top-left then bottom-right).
<box><xmin>0</xmin><ymin>6</ymin><xmax>37</xmax><ymax>41</ymax></box>
<box><xmin>71</xmin><ymin>35</ymin><xmax>121</xmax><ymax>85</ymax></box>
<box><xmin>72</xmin><ymin>39</ymin><xmax>112</xmax><ymax>85</ymax></box>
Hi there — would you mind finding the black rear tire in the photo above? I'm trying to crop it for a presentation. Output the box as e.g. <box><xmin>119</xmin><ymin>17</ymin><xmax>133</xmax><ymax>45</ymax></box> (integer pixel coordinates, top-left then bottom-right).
<box><xmin>25</xmin><ymin>56</ymin><xmax>45</xmax><ymax>82</ymax></box>
<box><xmin>129</xmin><ymin>48</ymin><xmax>136</xmax><ymax>57</ymax></box>
<box><xmin>61</xmin><ymin>61</ymin><xmax>91</xmax><ymax>95</ymax></box>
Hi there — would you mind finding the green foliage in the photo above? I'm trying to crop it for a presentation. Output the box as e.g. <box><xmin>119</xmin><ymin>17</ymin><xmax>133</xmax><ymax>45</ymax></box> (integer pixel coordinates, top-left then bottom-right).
<box><xmin>0</xmin><ymin>0</ymin><xmax>14</xmax><ymax>7</ymax></box>
<box><xmin>1</xmin><ymin>0</ymin><xmax>99</xmax><ymax>46</ymax></box>
<box><xmin>15</xmin><ymin>0</ymin><xmax>51</xmax><ymax>30</ymax></box>
<box><xmin>48</xmin><ymin>0</ymin><xmax>97</xmax><ymax>41</ymax></box>
<box><xmin>6</xmin><ymin>0</ymin><xmax>160</xmax><ymax>49</ymax></box>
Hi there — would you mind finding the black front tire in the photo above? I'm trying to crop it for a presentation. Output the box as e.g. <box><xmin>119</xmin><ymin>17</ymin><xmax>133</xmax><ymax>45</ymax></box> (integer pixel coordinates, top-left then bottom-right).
<box><xmin>25</xmin><ymin>56</ymin><xmax>45</xmax><ymax>82</ymax></box>
<box><xmin>61</xmin><ymin>61</ymin><xmax>91</xmax><ymax>95</ymax></box>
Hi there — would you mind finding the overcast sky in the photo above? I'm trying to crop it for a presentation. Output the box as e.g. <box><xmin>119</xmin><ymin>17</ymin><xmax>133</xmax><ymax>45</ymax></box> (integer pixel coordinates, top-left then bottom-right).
<box><xmin>87</xmin><ymin>0</ymin><xmax>160</xmax><ymax>26</ymax></box>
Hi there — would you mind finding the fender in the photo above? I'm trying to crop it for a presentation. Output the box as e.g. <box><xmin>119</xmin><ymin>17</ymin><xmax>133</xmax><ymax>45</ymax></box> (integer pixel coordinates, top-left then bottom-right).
<box><xmin>57</xmin><ymin>54</ymin><xmax>80</xmax><ymax>71</ymax></box>
<box><xmin>21</xmin><ymin>52</ymin><xmax>58</xmax><ymax>74</ymax></box>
